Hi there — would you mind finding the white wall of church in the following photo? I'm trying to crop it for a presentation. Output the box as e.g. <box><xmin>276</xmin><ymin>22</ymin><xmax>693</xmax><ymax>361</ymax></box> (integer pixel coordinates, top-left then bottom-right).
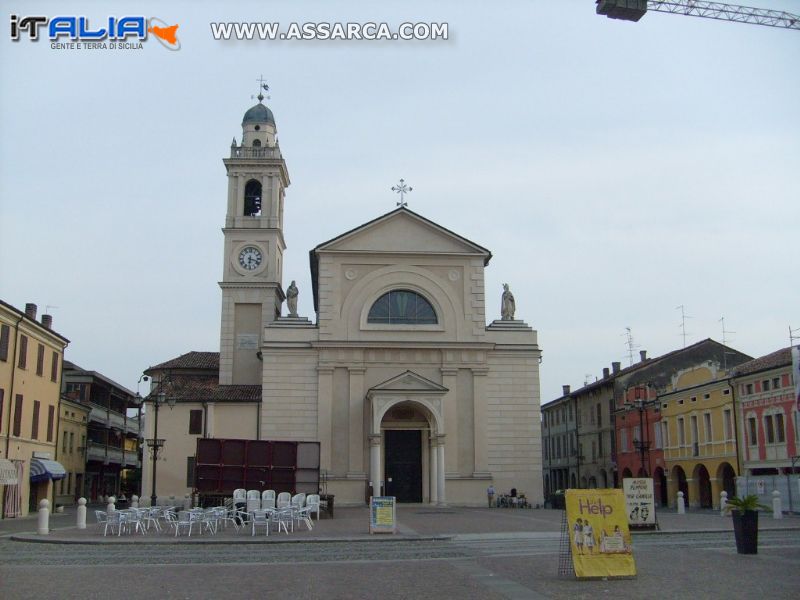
<box><xmin>486</xmin><ymin>350</ymin><xmax>544</xmax><ymax>504</ymax></box>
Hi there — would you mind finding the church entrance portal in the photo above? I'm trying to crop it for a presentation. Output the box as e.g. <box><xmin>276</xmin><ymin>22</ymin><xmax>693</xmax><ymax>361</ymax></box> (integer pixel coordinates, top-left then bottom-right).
<box><xmin>384</xmin><ymin>430</ymin><xmax>422</xmax><ymax>503</ymax></box>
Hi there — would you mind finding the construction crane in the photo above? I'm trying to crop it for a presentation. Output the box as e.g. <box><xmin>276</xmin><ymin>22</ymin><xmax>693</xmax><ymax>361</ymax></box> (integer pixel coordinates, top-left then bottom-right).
<box><xmin>596</xmin><ymin>0</ymin><xmax>800</xmax><ymax>30</ymax></box>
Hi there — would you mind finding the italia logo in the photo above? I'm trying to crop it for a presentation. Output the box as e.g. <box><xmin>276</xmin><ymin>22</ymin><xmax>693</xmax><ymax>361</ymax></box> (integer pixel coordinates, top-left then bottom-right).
<box><xmin>10</xmin><ymin>15</ymin><xmax>180</xmax><ymax>50</ymax></box>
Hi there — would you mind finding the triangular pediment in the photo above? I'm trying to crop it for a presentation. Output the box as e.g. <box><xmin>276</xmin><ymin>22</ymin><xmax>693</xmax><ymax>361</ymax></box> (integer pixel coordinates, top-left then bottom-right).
<box><xmin>368</xmin><ymin>370</ymin><xmax>449</xmax><ymax>394</ymax></box>
<box><xmin>315</xmin><ymin>207</ymin><xmax>491</xmax><ymax>261</ymax></box>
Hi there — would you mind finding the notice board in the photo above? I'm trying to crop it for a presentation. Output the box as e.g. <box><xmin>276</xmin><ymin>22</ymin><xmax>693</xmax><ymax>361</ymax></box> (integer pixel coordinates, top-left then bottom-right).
<box><xmin>369</xmin><ymin>496</ymin><xmax>396</xmax><ymax>534</ymax></box>
<box><xmin>565</xmin><ymin>489</ymin><xmax>636</xmax><ymax>579</ymax></box>
<box><xmin>623</xmin><ymin>478</ymin><xmax>656</xmax><ymax>527</ymax></box>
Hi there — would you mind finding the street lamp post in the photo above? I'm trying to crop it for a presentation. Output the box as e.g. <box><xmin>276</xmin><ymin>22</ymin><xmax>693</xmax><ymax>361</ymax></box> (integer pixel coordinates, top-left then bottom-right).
<box><xmin>138</xmin><ymin>378</ymin><xmax>174</xmax><ymax>507</ymax></box>
<box><xmin>631</xmin><ymin>384</ymin><xmax>652</xmax><ymax>478</ymax></box>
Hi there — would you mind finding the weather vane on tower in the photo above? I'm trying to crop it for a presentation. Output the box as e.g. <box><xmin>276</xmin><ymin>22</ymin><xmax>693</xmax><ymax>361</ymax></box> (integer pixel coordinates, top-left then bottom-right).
<box><xmin>391</xmin><ymin>178</ymin><xmax>413</xmax><ymax>207</ymax></box>
<box><xmin>254</xmin><ymin>75</ymin><xmax>270</xmax><ymax>103</ymax></box>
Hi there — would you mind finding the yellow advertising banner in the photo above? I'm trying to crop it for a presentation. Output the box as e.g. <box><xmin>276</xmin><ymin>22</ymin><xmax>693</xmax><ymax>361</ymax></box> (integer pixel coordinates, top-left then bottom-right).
<box><xmin>565</xmin><ymin>489</ymin><xmax>636</xmax><ymax>578</ymax></box>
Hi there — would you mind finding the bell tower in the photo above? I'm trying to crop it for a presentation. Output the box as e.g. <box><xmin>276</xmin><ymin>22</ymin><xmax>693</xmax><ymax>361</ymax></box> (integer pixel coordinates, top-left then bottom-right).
<box><xmin>219</xmin><ymin>88</ymin><xmax>290</xmax><ymax>385</ymax></box>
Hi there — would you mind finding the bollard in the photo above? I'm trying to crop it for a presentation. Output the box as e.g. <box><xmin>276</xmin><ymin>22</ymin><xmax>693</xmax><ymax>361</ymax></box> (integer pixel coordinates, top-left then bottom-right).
<box><xmin>131</xmin><ymin>495</ymin><xmax>139</xmax><ymax>509</ymax></box>
<box><xmin>183</xmin><ymin>494</ymin><xmax>192</xmax><ymax>510</ymax></box>
<box><xmin>773</xmin><ymin>490</ymin><xmax>782</xmax><ymax>519</ymax></box>
<box><xmin>107</xmin><ymin>496</ymin><xmax>116</xmax><ymax>514</ymax></box>
<box><xmin>677</xmin><ymin>491</ymin><xmax>685</xmax><ymax>515</ymax></box>
<box><xmin>720</xmin><ymin>491</ymin><xmax>728</xmax><ymax>517</ymax></box>
<box><xmin>38</xmin><ymin>499</ymin><xmax>50</xmax><ymax>535</ymax></box>
<box><xmin>77</xmin><ymin>498</ymin><xmax>87</xmax><ymax>529</ymax></box>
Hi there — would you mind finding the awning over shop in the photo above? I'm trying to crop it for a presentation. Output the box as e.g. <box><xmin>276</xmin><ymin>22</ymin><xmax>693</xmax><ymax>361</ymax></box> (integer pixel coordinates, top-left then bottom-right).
<box><xmin>0</xmin><ymin>459</ymin><xmax>18</xmax><ymax>485</ymax></box>
<box><xmin>30</xmin><ymin>458</ymin><xmax>67</xmax><ymax>483</ymax></box>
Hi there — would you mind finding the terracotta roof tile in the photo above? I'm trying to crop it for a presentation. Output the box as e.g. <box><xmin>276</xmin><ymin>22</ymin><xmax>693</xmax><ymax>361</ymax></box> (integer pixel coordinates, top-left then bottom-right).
<box><xmin>147</xmin><ymin>351</ymin><xmax>219</xmax><ymax>372</ymax></box>
<box><xmin>149</xmin><ymin>375</ymin><xmax>260</xmax><ymax>403</ymax></box>
<box><xmin>732</xmin><ymin>347</ymin><xmax>792</xmax><ymax>377</ymax></box>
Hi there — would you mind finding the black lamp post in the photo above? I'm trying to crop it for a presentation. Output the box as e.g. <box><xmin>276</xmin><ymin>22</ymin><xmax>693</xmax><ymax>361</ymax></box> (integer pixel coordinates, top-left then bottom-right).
<box><xmin>138</xmin><ymin>378</ymin><xmax>174</xmax><ymax>507</ymax></box>
<box><xmin>631</xmin><ymin>384</ymin><xmax>653</xmax><ymax>477</ymax></box>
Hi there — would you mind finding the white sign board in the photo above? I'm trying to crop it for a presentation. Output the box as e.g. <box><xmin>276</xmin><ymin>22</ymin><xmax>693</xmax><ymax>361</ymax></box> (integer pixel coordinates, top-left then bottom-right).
<box><xmin>623</xmin><ymin>478</ymin><xmax>656</xmax><ymax>526</ymax></box>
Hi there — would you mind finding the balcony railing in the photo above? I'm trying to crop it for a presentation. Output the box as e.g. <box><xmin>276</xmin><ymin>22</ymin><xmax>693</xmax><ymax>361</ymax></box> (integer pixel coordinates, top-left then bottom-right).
<box><xmin>229</xmin><ymin>146</ymin><xmax>281</xmax><ymax>159</ymax></box>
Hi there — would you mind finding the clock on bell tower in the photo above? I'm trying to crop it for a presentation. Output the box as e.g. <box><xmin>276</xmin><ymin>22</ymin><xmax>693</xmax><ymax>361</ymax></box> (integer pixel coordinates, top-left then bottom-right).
<box><xmin>219</xmin><ymin>87</ymin><xmax>290</xmax><ymax>385</ymax></box>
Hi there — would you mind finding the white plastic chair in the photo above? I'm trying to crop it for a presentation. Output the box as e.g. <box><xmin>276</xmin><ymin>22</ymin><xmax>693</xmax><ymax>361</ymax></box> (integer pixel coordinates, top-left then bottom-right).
<box><xmin>276</xmin><ymin>491</ymin><xmax>291</xmax><ymax>509</ymax></box>
<box><xmin>251</xmin><ymin>509</ymin><xmax>270</xmax><ymax>536</ymax></box>
<box><xmin>306</xmin><ymin>494</ymin><xmax>321</xmax><ymax>520</ymax></box>
<box><xmin>174</xmin><ymin>511</ymin><xmax>199</xmax><ymax>537</ymax></box>
<box><xmin>95</xmin><ymin>510</ymin><xmax>112</xmax><ymax>536</ymax></box>
<box><xmin>272</xmin><ymin>507</ymin><xmax>293</xmax><ymax>534</ymax></box>
<box><xmin>246</xmin><ymin>490</ymin><xmax>262</xmax><ymax>513</ymax></box>
<box><xmin>216</xmin><ymin>506</ymin><xmax>240</xmax><ymax>531</ymax></box>
<box><xmin>233</xmin><ymin>488</ymin><xmax>247</xmax><ymax>512</ymax></box>
<box><xmin>262</xmin><ymin>490</ymin><xmax>276</xmax><ymax>510</ymax></box>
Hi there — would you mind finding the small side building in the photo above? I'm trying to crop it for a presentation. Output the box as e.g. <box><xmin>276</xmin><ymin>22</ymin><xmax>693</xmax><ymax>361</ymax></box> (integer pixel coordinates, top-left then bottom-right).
<box><xmin>54</xmin><ymin>396</ymin><xmax>90</xmax><ymax>507</ymax></box>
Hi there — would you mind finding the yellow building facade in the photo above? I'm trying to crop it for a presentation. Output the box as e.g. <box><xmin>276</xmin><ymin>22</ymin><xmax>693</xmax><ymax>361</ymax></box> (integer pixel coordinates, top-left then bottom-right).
<box><xmin>0</xmin><ymin>300</ymin><xmax>69</xmax><ymax>518</ymax></box>
<box><xmin>660</xmin><ymin>366</ymin><xmax>738</xmax><ymax>510</ymax></box>
<box><xmin>54</xmin><ymin>397</ymin><xmax>89</xmax><ymax>507</ymax></box>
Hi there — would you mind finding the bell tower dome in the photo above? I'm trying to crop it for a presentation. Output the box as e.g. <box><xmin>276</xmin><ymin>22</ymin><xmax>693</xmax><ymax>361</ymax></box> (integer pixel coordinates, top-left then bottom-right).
<box><xmin>219</xmin><ymin>87</ymin><xmax>290</xmax><ymax>386</ymax></box>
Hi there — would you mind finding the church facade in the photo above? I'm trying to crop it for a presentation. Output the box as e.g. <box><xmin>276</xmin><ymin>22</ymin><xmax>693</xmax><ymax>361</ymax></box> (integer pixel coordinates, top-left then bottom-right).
<box><xmin>143</xmin><ymin>98</ymin><xmax>543</xmax><ymax>506</ymax></box>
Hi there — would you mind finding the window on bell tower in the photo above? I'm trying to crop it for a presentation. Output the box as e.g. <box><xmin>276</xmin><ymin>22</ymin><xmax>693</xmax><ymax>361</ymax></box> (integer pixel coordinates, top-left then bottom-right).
<box><xmin>244</xmin><ymin>179</ymin><xmax>262</xmax><ymax>216</ymax></box>
<box><xmin>252</xmin><ymin>139</ymin><xmax>261</xmax><ymax>147</ymax></box>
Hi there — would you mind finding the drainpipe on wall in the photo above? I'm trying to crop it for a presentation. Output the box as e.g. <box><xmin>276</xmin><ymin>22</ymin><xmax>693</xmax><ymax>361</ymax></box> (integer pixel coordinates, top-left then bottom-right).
<box><xmin>726</xmin><ymin>377</ymin><xmax>742</xmax><ymax>476</ymax></box>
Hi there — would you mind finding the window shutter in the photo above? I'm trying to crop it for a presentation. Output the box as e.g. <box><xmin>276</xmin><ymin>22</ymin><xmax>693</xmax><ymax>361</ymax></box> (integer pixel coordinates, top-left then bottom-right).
<box><xmin>13</xmin><ymin>395</ymin><xmax>22</xmax><ymax>436</ymax></box>
<box><xmin>0</xmin><ymin>324</ymin><xmax>9</xmax><ymax>361</ymax></box>
<box><xmin>51</xmin><ymin>351</ymin><xmax>59</xmax><ymax>382</ymax></box>
<box><xmin>36</xmin><ymin>344</ymin><xmax>45</xmax><ymax>376</ymax></box>
<box><xmin>189</xmin><ymin>410</ymin><xmax>203</xmax><ymax>435</ymax></box>
<box><xmin>0</xmin><ymin>389</ymin><xmax>4</xmax><ymax>431</ymax></box>
<box><xmin>47</xmin><ymin>405</ymin><xmax>55</xmax><ymax>442</ymax></box>
<box><xmin>32</xmin><ymin>400</ymin><xmax>40</xmax><ymax>439</ymax></box>
<box><xmin>18</xmin><ymin>335</ymin><xmax>27</xmax><ymax>369</ymax></box>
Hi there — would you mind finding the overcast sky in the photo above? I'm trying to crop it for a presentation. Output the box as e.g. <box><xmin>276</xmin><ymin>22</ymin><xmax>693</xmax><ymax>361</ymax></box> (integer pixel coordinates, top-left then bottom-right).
<box><xmin>1</xmin><ymin>0</ymin><xmax>798</xmax><ymax>402</ymax></box>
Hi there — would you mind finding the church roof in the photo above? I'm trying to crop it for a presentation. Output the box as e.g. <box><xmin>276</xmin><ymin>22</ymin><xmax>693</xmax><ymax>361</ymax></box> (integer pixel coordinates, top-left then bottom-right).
<box><xmin>309</xmin><ymin>206</ymin><xmax>492</xmax><ymax>313</ymax></box>
<box><xmin>242</xmin><ymin>102</ymin><xmax>275</xmax><ymax>126</ymax></box>
<box><xmin>146</xmin><ymin>351</ymin><xmax>219</xmax><ymax>372</ymax></box>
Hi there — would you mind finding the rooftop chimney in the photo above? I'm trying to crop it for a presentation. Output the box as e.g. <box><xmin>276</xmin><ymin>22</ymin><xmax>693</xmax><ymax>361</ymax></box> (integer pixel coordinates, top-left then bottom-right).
<box><xmin>562</xmin><ymin>385</ymin><xmax>571</xmax><ymax>396</ymax></box>
<box><xmin>603</xmin><ymin>367</ymin><xmax>610</xmax><ymax>378</ymax></box>
<box><xmin>612</xmin><ymin>361</ymin><xmax>621</xmax><ymax>374</ymax></box>
<box><xmin>639</xmin><ymin>350</ymin><xmax>647</xmax><ymax>362</ymax></box>
<box><xmin>25</xmin><ymin>303</ymin><xmax>37</xmax><ymax>319</ymax></box>
<box><xmin>41</xmin><ymin>314</ymin><xmax>53</xmax><ymax>329</ymax></box>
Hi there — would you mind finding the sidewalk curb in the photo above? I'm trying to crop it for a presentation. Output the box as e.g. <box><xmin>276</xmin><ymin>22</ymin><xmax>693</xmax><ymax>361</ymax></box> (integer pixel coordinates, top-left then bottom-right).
<box><xmin>9</xmin><ymin>533</ymin><xmax>454</xmax><ymax>545</ymax></box>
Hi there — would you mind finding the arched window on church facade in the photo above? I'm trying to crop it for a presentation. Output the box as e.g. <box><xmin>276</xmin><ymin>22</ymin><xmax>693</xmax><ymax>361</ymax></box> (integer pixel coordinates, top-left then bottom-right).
<box><xmin>252</xmin><ymin>139</ymin><xmax>261</xmax><ymax>147</ymax></box>
<box><xmin>367</xmin><ymin>290</ymin><xmax>437</xmax><ymax>325</ymax></box>
<box><xmin>244</xmin><ymin>179</ymin><xmax>262</xmax><ymax>216</ymax></box>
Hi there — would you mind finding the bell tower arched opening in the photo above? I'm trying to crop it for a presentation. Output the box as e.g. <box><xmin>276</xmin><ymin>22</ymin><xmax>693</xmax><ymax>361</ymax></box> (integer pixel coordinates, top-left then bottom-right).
<box><xmin>244</xmin><ymin>179</ymin><xmax>262</xmax><ymax>216</ymax></box>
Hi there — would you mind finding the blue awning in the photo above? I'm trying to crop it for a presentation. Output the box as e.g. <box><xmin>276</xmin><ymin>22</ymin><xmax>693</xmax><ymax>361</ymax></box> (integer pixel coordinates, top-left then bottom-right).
<box><xmin>30</xmin><ymin>459</ymin><xmax>66</xmax><ymax>483</ymax></box>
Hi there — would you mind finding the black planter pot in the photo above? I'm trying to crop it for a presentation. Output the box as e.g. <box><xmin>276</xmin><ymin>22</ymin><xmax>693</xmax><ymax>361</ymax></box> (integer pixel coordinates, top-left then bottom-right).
<box><xmin>731</xmin><ymin>510</ymin><xmax>759</xmax><ymax>554</ymax></box>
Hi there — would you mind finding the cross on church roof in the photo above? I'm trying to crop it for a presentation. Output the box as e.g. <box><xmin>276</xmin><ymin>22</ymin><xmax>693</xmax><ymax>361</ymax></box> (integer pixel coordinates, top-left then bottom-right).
<box><xmin>391</xmin><ymin>178</ymin><xmax>413</xmax><ymax>207</ymax></box>
<box><xmin>255</xmin><ymin>75</ymin><xmax>270</xmax><ymax>103</ymax></box>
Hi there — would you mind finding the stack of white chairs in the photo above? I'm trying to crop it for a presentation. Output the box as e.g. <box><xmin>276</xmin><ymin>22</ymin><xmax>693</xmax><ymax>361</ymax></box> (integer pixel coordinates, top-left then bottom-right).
<box><xmin>233</xmin><ymin>488</ymin><xmax>247</xmax><ymax>512</ymax></box>
<box><xmin>246</xmin><ymin>490</ymin><xmax>261</xmax><ymax>513</ymax></box>
<box><xmin>306</xmin><ymin>494</ymin><xmax>321</xmax><ymax>520</ymax></box>
<box><xmin>276</xmin><ymin>491</ymin><xmax>292</xmax><ymax>509</ymax></box>
<box><xmin>261</xmin><ymin>489</ymin><xmax>276</xmax><ymax>512</ymax></box>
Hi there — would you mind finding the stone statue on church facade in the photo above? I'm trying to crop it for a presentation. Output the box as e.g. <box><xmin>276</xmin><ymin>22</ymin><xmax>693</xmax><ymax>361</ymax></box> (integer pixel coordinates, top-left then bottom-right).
<box><xmin>501</xmin><ymin>283</ymin><xmax>515</xmax><ymax>320</ymax></box>
<box><xmin>286</xmin><ymin>280</ymin><xmax>299</xmax><ymax>317</ymax></box>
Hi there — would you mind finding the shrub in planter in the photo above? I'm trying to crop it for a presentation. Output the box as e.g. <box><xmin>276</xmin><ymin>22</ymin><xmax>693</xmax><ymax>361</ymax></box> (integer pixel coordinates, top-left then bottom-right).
<box><xmin>724</xmin><ymin>495</ymin><xmax>770</xmax><ymax>555</ymax></box>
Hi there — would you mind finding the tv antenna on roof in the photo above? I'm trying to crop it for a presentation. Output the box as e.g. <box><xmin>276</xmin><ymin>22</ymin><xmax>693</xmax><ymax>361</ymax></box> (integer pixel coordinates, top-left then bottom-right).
<box><xmin>624</xmin><ymin>326</ymin><xmax>641</xmax><ymax>366</ymax></box>
<box><xmin>676</xmin><ymin>305</ymin><xmax>692</xmax><ymax>348</ymax></box>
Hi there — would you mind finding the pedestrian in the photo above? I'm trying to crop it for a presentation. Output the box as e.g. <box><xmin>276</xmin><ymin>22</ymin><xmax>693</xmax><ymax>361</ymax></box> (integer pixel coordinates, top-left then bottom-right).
<box><xmin>487</xmin><ymin>484</ymin><xmax>496</xmax><ymax>507</ymax></box>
